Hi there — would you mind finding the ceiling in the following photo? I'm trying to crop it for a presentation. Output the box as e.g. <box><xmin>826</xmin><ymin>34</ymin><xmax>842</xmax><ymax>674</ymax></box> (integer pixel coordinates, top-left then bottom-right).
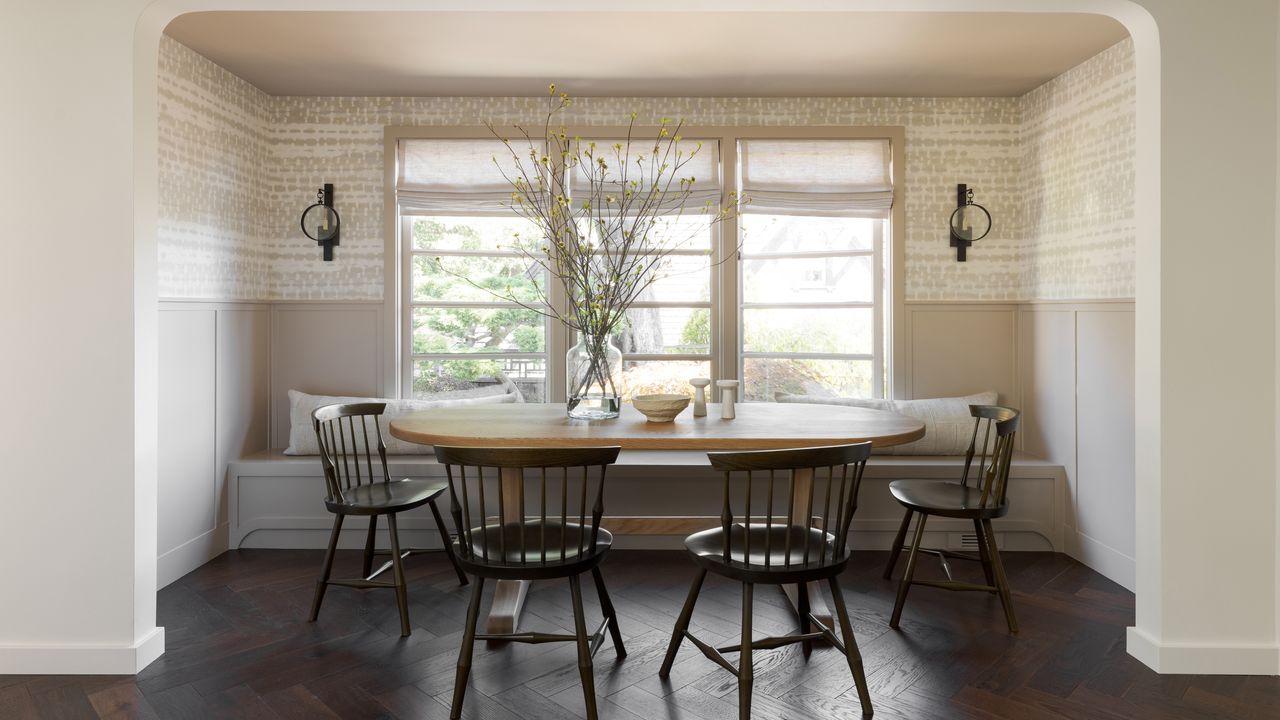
<box><xmin>164</xmin><ymin>11</ymin><xmax>1129</xmax><ymax>98</ymax></box>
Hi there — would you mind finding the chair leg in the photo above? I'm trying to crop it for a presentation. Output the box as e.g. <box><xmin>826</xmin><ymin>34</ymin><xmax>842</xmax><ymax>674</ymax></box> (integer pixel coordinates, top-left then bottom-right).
<box><xmin>569</xmin><ymin>574</ymin><xmax>599</xmax><ymax>720</ymax></box>
<box><xmin>739</xmin><ymin>582</ymin><xmax>754</xmax><ymax>720</ymax></box>
<box><xmin>828</xmin><ymin>576</ymin><xmax>874</xmax><ymax>718</ymax></box>
<box><xmin>659</xmin><ymin>568</ymin><xmax>707</xmax><ymax>677</ymax></box>
<box><xmin>386</xmin><ymin>513</ymin><xmax>412</xmax><ymax>637</ymax></box>
<box><xmin>889</xmin><ymin>513</ymin><xmax>928</xmax><ymax>629</ymax></box>
<box><xmin>797</xmin><ymin>581</ymin><xmax>813</xmax><ymax>659</ymax></box>
<box><xmin>973</xmin><ymin>519</ymin><xmax>996</xmax><ymax>587</ymax></box>
<box><xmin>591</xmin><ymin>566</ymin><xmax>627</xmax><ymax>659</ymax></box>
<box><xmin>450</xmin><ymin>575</ymin><xmax>485</xmax><ymax>719</ymax></box>
<box><xmin>982</xmin><ymin>519</ymin><xmax>1019</xmax><ymax>634</ymax></box>
<box><xmin>308</xmin><ymin>514</ymin><xmax>344</xmax><ymax>622</ymax></box>
<box><xmin>428</xmin><ymin>498</ymin><xmax>468</xmax><ymax>586</ymax></box>
<box><xmin>362</xmin><ymin>515</ymin><xmax>378</xmax><ymax>578</ymax></box>
<box><xmin>883</xmin><ymin>508</ymin><xmax>913</xmax><ymax>579</ymax></box>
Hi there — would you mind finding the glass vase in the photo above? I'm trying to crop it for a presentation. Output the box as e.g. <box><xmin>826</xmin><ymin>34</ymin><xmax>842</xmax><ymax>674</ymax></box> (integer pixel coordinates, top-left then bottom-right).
<box><xmin>566</xmin><ymin>334</ymin><xmax>622</xmax><ymax>419</ymax></box>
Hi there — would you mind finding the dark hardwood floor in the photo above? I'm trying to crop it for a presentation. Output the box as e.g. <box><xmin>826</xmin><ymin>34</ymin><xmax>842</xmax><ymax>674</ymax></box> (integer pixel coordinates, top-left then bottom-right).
<box><xmin>3</xmin><ymin>549</ymin><xmax>1277</xmax><ymax>719</ymax></box>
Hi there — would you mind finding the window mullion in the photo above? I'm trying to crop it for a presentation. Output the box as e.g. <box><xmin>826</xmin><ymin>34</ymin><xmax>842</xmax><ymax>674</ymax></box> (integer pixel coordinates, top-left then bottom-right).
<box><xmin>546</xmin><ymin>139</ymin><xmax>570</xmax><ymax>402</ymax></box>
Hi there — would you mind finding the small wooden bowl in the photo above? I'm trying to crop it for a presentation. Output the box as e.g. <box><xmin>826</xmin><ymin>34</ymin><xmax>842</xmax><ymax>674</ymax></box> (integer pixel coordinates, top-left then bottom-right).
<box><xmin>632</xmin><ymin>394</ymin><xmax>691</xmax><ymax>423</ymax></box>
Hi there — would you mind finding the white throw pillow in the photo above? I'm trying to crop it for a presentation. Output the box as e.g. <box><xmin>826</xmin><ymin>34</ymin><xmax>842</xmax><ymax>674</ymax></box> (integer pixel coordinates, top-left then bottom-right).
<box><xmin>883</xmin><ymin>392</ymin><xmax>999</xmax><ymax>455</ymax></box>
<box><xmin>775</xmin><ymin>391</ymin><xmax>999</xmax><ymax>455</ymax></box>
<box><xmin>285</xmin><ymin>388</ymin><xmax>519</xmax><ymax>455</ymax></box>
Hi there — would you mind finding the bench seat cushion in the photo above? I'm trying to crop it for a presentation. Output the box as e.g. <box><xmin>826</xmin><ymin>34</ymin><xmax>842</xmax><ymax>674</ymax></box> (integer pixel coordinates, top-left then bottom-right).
<box><xmin>285</xmin><ymin>384</ymin><xmax>522</xmax><ymax>455</ymax></box>
<box><xmin>775</xmin><ymin>391</ymin><xmax>999</xmax><ymax>455</ymax></box>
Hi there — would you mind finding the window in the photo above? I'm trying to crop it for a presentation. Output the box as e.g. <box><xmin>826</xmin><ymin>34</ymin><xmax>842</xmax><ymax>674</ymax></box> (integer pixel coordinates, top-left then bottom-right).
<box><xmin>572</xmin><ymin>139</ymin><xmax>722</xmax><ymax>398</ymax></box>
<box><xmin>737</xmin><ymin>139</ymin><xmax>893</xmax><ymax>401</ymax></box>
<box><xmin>397</xmin><ymin>139</ymin><xmax>550</xmax><ymax>401</ymax></box>
<box><xmin>390</xmin><ymin>128</ymin><xmax>901</xmax><ymax>403</ymax></box>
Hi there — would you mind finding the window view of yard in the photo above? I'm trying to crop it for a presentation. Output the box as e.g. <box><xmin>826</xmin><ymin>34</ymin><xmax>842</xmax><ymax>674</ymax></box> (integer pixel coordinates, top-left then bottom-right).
<box><xmin>738</xmin><ymin>214</ymin><xmax>881</xmax><ymax>401</ymax></box>
<box><xmin>403</xmin><ymin>137</ymin><xmax>889</xmax><ymax>405</ymax></box>
<box><xmin>410</xmin><ymin>216</ymin><xmax>549</xmax><ymax>401</ymax></box>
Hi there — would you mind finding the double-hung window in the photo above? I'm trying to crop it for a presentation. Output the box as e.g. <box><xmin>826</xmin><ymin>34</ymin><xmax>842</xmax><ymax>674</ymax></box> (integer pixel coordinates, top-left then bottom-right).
<box><xmin>737</xmin><ymin>138</ymin><xmax>894</xmax><ymax>401</ymax></box>
<box><xmin>397</xmin><ymin>138</ymin><xmax>550</xmax><ymax>401</ymax></box>
<box><xmin>392</xmin><ymin>127</ymin><xmax>901</xmax><ymax>403</ymax></box>
<box><xmin>574</xmin><ymin>138</ymin><xmax>723</xmax><ymax>397</ymax></box>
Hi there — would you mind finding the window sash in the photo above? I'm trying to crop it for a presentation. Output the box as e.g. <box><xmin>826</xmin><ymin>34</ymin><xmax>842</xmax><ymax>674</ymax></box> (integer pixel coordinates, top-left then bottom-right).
<box><xmin>736</xmin><ymin>196</ymin><xmax>887</xmax><ymax>399</ymax></box>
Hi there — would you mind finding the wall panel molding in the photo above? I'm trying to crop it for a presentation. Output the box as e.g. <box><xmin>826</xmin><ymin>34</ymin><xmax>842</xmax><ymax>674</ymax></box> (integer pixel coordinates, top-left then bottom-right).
<box><xmin>269</xmin><ymin>301</ymin><xmax>387</xmax><ymax>448</ymax></box>
<box><xmin>907</xmin><ymin>299</ymin><xmax>1135</xmax><ymax>589</ymax></box>
<box><xmin>157</xmin><ymin>301</ymin><xmax>269</xmax><ymax>587</ymax></box>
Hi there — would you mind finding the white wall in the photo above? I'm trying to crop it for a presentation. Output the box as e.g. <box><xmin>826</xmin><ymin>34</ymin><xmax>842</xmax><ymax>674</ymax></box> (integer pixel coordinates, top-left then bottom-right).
<box><xmin>0</xmin><ymin>0</ymin><xmax>161</xmax><ymax>674</ymax></box>
<box><xmin>0</xmin><ymin>0</ymin><xmax>1276</xmax><ymax>677</ymax></box>
<box><xmin>1122</xmin><ymin>0</ymin><xmax>1278</xmax><ymax>677</ymax></box>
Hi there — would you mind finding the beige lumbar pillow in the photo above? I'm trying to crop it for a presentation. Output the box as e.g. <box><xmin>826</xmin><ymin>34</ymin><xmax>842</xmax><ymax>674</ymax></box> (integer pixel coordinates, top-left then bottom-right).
<box><xmin>775</xmin><ymin>391</ymin><xmax>999</xmax><ymax>455</ymax></box>
<box><xmin>286</xmin><ymin>385</ymin><xmax>521</xmax><ymax>456</ymax></box>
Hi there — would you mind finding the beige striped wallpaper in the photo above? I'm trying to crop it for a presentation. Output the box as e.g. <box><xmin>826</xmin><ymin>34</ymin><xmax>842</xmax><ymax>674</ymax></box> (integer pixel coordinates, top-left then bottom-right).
<box><xmin>157</xmin><ymin>35</ymin><xmax>1134</xmax><ymax>303</ymax></box>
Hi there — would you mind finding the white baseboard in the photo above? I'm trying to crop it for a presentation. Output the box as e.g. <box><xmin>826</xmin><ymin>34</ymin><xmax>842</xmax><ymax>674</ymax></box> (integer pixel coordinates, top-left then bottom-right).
<box><xmin>1064</xmin><ymin>527</ymin><xmax>1135</xmax><ymax>591</ymax></box>
<box><xmin>1127</xmin><ymin>626</ymin><xmax>1280</xmax><ymax>675</ymax></box>
<box><xmin>158</xmin><ymin>524</ymin><xmax>229</xmax><ymax>588</ymax></box>
<box><xmin>0</xmin><ymin>627</ymin><xmax>165</xmax><ymax>675</ymax></box>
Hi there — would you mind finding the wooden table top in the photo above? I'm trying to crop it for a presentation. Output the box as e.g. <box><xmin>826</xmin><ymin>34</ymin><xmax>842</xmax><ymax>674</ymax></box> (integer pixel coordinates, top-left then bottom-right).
<box><xmin>389</xmin><ymin>402</ymin><xmax>925</xmax><ymax>451</ymax></box>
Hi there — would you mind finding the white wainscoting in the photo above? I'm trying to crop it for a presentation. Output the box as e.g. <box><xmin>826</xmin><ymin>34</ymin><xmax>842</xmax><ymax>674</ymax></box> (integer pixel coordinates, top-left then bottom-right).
<box><xmin>158</xmin><ymin>301</ymin><xmax>270</xmax><ymax>588</ymax></box>
<box><xmin>269</xmin><ymin>301</ymin><xmax>387</xmax><ymax>449</ymax></box>
<box><xmin>904</xmin><ymin>304</ymin><xmax>1021</xmax><ymax>408</ymax></box>
<box><xmin>906</xmin><ymin>300</ymin><xmax>1137</xmax><ymax>590</ymax></box>
<box><xmin>164</xmin><ymin>298</ymin><xmax>1134</xmax><ymax>591</ymax></box>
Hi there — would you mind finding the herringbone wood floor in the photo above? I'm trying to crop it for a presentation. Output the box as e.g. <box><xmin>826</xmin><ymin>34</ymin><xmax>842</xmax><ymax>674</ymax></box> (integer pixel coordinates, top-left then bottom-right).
<box><xmin>3</xmin><ymin>549</ymin><xmax>1277</xmax><ymax>719</ymax></box>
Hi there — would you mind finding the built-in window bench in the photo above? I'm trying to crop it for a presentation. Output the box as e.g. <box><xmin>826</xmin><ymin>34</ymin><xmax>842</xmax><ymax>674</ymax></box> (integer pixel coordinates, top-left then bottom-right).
<box><xmin>227</xmin><ymin>450</ymin><xmax>1066</xmax><ymax>553</ymax></box>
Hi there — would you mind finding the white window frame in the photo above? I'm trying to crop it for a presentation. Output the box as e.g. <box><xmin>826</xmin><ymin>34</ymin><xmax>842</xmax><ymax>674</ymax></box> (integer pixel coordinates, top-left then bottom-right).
<box><xmin>384</xmin><ymin>125</ymin><xmax>906</xmax><ymax>402</ymax></box>
<box><xmin>737</xmin><ymin>219</ymin><xmax>886</xmax><ymax>398</ymax></box>
<box><xmin>399</xmin><ymin>213</ymin><xmax>553</xmax><ymax>400</ymax></box>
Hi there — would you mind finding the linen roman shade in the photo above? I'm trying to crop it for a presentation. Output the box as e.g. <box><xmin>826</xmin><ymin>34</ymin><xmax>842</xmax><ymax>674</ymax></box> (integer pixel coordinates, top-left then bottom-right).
<box><xmin>738</xmin><ymin>138</ymin><xmax>893</xmax><ymax>218</ymax></box>
<box><xmin>397</xmin><ymin>138</ymin><xmax>519</xmax><ymax>214</ymax></box>
<box><xmin>571</xmin><ymin>139</ymin><xmax>722</xmax><ymax>213</ymax></box>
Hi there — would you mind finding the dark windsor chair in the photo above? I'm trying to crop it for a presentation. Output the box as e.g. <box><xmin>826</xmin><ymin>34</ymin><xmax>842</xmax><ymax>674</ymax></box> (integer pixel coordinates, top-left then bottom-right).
<box><xmin>658</xmin><ymin>443</ymin><xmax>876</xmax><ymax>719</ymax></box>
<box><xmin>308</xmin><ymin>403</ymin><xmax>467</xmax><ymax>637</ymax></box>
<box><xmin>433</xmin><ymin>445</ymin><xmax>626</xmax><ymax>720</ymax></box>
<box><xmin>883</xmin><ymin>405</ymin><xmax>1022</xmax><ymax>633</ymax></box>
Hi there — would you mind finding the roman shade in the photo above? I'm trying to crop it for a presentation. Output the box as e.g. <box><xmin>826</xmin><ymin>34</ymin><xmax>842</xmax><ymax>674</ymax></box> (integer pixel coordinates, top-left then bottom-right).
<box><xmin>571</xmin><ymin>138</ymin><xmax>722</xmax><ymax>213</ymax></box>
<box><xmin>397</xmin><ymin>138</ymin><xmax>520</xmax><ymax>214</ymax></box>
<box><xmin>739</xmin><ymin>138</ymin><xmax>893</xmax><ymax>217</ymax></box>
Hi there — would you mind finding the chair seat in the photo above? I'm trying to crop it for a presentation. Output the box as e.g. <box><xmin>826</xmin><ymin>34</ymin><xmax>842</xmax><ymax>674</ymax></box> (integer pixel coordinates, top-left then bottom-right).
<box><xmin>456</xmin><ymin>521</ymin><xmax>613</xmax><ymax>579</ymax></box>
<box><xmin>889</xmin><ymin>480</ymin><xmax>1009</xmax><ymax>519</ymax></box>
<box><xmin>324</xmin><ymin>478</ymin><xmax>447</xmax><ymax>515</ymax></box>
<box><xmin>685</xmin><ymin>523</ymin><xmax>848</xmax><ymax>583</ymax></box>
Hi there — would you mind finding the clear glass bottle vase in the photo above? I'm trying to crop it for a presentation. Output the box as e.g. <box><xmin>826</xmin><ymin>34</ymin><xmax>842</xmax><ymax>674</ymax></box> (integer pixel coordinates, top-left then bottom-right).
<box><xmin>566</xmin><ymin>334</ymin><xmax>622</xmax><ymax>419</ymax></box>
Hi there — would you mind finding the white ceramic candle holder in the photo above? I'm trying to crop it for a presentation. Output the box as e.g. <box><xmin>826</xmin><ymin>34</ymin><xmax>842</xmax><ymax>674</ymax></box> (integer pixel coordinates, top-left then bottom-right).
<box><xmin>716</xmin><ymin>379</ymin><xmax>739</xmax><ymax>420</ymax></box>
<box><xmin>689</xmin><ymin>377</ymin><xmax>711</xmax><ymax>417</ymax></box>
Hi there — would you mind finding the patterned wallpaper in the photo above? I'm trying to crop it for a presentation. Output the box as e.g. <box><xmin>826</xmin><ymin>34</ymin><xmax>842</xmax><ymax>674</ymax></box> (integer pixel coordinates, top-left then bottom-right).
<box><xmin>157</xmin><ymin>35</ymin><xmax>271</xmax><ymax>299</ymax></box>
<box><xmin>157</xmin><ymin>37</ymin><xmax>1134</xmax><ymax>303</ymax></box>
<box><xmin>1022</xmin><ymin>40</ymin><xmax>1136</xmax><ymax>299</ymax></box>
<box><xmin>265</xmin><ymin>94</ymin><xmax>1026</xmax><ymax>301</ymax></box>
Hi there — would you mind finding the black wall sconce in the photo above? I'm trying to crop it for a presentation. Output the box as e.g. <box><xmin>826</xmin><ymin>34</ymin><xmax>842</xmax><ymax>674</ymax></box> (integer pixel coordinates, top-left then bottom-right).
<box><xmin>301</xmin><ymin>183</ymin><xmax>340</xmax><ymax>261</ymax></box>
<box><xmin>949</xmin><ymin>184</ymin><xmax>992</xmax><ymax>262</ymax></box>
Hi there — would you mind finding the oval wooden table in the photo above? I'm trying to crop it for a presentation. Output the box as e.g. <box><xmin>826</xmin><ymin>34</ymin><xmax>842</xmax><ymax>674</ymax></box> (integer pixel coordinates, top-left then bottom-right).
<box><xmin>390</xmin><ymin>402</ymin><xmax>925</xmax><ymax>635</ymax></box>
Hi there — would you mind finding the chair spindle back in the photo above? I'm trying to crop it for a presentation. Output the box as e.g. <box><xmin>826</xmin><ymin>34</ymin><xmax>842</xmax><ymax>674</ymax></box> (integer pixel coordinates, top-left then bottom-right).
<box><xmin>432</xmin><ymin>446</ymin><xmax>622</xmax><ymax>566</ymax></box>
<box><xmin>959</xmin><ymin>405</ymin><xmax>1021</xmax><ymax>508</ymax></box>
<box><xmin>705</xmin><ymin>442</ymin><xmax>873</xmax><ymax>568</ymax></box>
<box><xmin>313</xmin><ymin>403</ymin><xmax>393</xmax><ymax>504</ymax></box>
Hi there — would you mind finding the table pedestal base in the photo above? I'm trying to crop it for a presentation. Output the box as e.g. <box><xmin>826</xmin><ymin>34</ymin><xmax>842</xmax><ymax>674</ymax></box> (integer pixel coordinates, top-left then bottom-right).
<box><xmin>783</xmin><ymin>581</ymin><xmax>834</xmax><ymax>631</ymax></box>
<box><xmin>485</xmin><ymin>579</ymin><xmax>530</xmax><ymax>635</ymax></box>
<box><xmin>482</xmin><ymin>580</ymin><xmax>833</xmax><ymax>639</ymax></box>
